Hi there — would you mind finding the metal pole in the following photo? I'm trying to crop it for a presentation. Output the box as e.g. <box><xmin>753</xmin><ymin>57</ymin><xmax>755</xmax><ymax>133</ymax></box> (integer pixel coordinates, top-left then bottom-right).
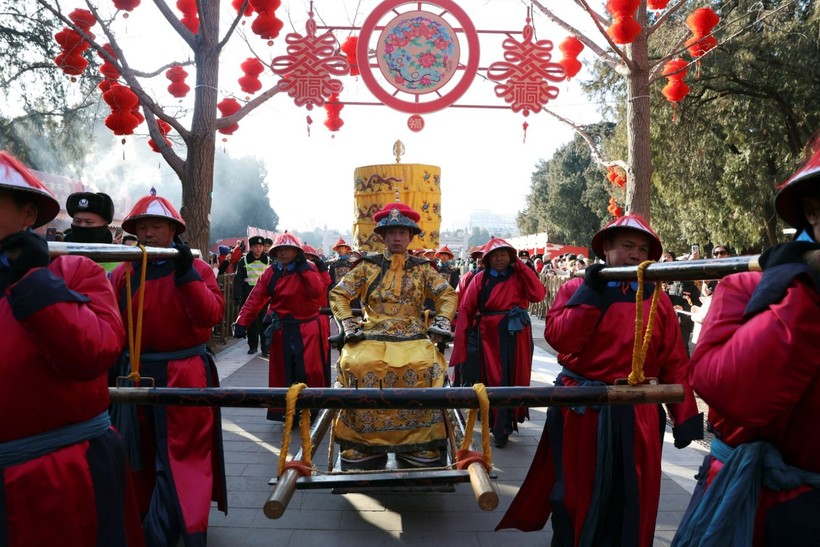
<box><xmin>576</xmin><ymin>255</ymin><xmax>761</xmax><ymax>282</ymax></box>
<box><xmin>47</xmin><ymin>241</ymin><xmax>202</xmax><ymax>261</ymax></box>
<box><xmin>109</xmin><ymin>384</ymin><xmax>684</xmax><ymax>409</ymax></box>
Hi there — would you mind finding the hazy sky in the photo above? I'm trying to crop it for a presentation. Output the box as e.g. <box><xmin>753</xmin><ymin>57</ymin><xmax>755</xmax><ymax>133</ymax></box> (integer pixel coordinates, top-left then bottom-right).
<box><xmin>77</xmin><ymin>0</ymin><xmax>604</xmax><ymax>232</ymax></box>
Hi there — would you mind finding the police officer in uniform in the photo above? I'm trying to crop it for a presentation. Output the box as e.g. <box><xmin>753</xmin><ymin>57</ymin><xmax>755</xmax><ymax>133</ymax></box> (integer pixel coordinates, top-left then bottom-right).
<box><xmin>233</xmin><ymin>235</ymin><xmax>271</xmax><ymax>355</ymax></box>
<box><xmin>63</xmin><ymin>191</ymin><xmax>115</xmax><ymax>244</ymax></box>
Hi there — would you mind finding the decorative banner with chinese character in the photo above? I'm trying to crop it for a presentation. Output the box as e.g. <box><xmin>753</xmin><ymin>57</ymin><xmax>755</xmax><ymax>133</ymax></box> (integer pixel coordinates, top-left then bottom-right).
<box><xmin>353</xmin><ymin>163</ymin><xmax>441</xmax><ymax>252</ymax></box>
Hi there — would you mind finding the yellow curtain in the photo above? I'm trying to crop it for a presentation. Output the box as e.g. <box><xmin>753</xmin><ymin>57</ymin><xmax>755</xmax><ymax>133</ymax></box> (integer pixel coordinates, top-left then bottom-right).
<box><xmin>353</xmin><ymin>163</ymin><xmax>442</xmax><ymax>252</ymax></box>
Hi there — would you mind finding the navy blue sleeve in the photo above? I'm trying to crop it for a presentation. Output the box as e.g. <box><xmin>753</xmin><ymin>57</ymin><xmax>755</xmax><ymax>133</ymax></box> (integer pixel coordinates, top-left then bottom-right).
<box><xmin>7</xmin><ymin>268</ymin><xmax>90</xmax><ymax>320</ymax></box>
<box><xmin>566</xmin><ymin>283</ymin><xmax>607</xmax><ymax>309</ymax></box>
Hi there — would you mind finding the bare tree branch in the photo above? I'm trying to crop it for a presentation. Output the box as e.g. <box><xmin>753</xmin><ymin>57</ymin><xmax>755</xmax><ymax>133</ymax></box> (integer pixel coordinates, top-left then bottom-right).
<box><xmin>542</xmin><ymin>107</ymin><xmax>627</xmax><ymax>172</ymax></box>
<box><xmin>528</xmin><ymin>0</ymin><xmax>625</xmax><ymax>72</ymax></box>
<box><xmin>572</xmin><ymin>0</ymin><xmax>607</xmax><ymax>25</ymax></box>
<box><xmin>218</xmin><ymin>0</ymin><xmax>248</xmax><ymax>51</ymax></box>
<box><xmin>152</xmin><ymin>0</ymin><xmax>197</xmax><ymax>49</ymax></box>
<box><xmin>577</xmin><ymin>0</ymin><xmax>634</xmax><ymax>69</ymax></box>
<box><xmin>215</xmin><ymin>85</ymin><xmax>282</xmax><ymax>130</ymax></box>
<box><xmin>648</xmin><ymin>0</ymin><xmax>688</xmax><ymax>35</ymax></box>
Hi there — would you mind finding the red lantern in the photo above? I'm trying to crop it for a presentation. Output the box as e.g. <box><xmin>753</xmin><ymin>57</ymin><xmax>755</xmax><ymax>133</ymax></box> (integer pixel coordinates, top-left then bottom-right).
<box><xmin>54</xmin><ymin>27</ymin><xmax>90</xmax><ymax>78</ymax></box>
<box><xmin>105</xmin><ymin>111</ymin><xmax>140</xmax><ymax>136</ymax></box>
<box><xmin>340</xmin><ymin>36</ymin><xmax>359</xmax><ymax>76</ymax></box>
<box><xmin>605</xmin><ymin>0</ymin><xmax>641</xmax><ymax>45</ymax></box>
<box><xmin>323</xmin><ymin>93</ymin><xmax>344</xmax><ymax>132</ymax></box>
<box><xmin>113</xmin><ymin>0</ymin><xmax>141</xmax><ymax>16</ymax></box>
<box><xmin>103</xmin><ymin>84</ymin><xmax>139</xmax><ymax>111</ymax></box>
<box><xmin>176</xmin><ymin>0</ymin><xmax>199</xmax><ymax>33</ymax></box>
<box><xmin>217</xmin><ymin>98</ymin><xmax>242</xmax><ymax>136</ymax></box>
<box><xmin>166</xmin><ymin>65</ymin><xmax>190</xmax><ymax>98</ymax></box>
<box><xmin>661</xmin><ymin>58</ymin><xmax>690</xmax><ymax>121</ymax></box>
<box><xmin>250</xmin><ymin>0</ymin><xmax>283</xmax><ymax>43</ymax></box>
<box><xmin>55</xmin><ymin>52</ymin><xmax>89</xmax><ymax>76</ymax></box>
<box><xmin>98</xmin><ymin>44</ymin><xmax>120</xmax><ymax>81</ymax></box>
<box><xmin>232</xmin><ymin>0</ymin><xmax>254</xmax><ymax>17</ymax></box>
<box><xmin>130</xmin><ymin>105</ymin><xmax>145</xmax><ymax>126</ymax></box>
<box><xmin>68</xmin><ymin>9</ymin><xmax>96</xmax><ymax>31</ymax></box>
<box><xmin>149</xmin><ymin>119</ymin><xmax>173</xmax><ymax>152</ymax></box>
<box><xmin>685</xmin><ymin>7</ymin><xmax>720</xmax><ymax>61</ymax></box>
<box><xmin>54</xmin><ymin>28</ymin><xmax>87</xmax><ymax>53</ymax></box>
<box><xmin>558</xmin><ymin>36</ymin><xmax>584</xmax><ymax>80</ymax></box>
<box><xmin>607</xmin><ymin>166</ymin><xmax>626</xmax><ymax>189</ymax></box>
<box><xmin>238</xmin><ymin>57</ymin><xmax>265</xmax><ymax>95</ymax></box>
<box><xmin>647</xmin><ymin>0</ymin><xmax>670</xmax><ymax>10</ymax></box>
<box><xmin>607</xmin><ymin>196</ymin><xmax>623</xmax><ymax>218</ymax></box>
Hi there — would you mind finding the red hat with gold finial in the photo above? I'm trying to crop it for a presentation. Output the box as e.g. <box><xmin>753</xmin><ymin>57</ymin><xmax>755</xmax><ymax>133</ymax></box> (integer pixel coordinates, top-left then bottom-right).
<box><xmin>372</xmin><ymin>196</ymin><xmax>422</xmax><ymax>236</ymax></box>
<box><xmin>435</xmin><ymin>245</ymin><xmax>454</xmax><ymax>259</ymax></box>
<box><xmin>270</xmin><ymin>231</ymin><xmax>302</xmax><ymax>252</ymax></box>
<box><xmin>122</xmin><ymin>187</ymin><xmax>186</xmax><ymax>235</ymax></box>
<box><xmin>481</xmin><ymin>237</ymin><xmax>517</xmax><ymax>266</ymax></box>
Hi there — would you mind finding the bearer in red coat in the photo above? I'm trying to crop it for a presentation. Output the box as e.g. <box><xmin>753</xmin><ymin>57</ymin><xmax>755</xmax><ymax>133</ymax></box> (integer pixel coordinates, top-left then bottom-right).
<box><xmin>497</xmin><ymin>214</ymin><xmax>702</xmax><ymax>547</ymax></box>
<box><xmin>674</xmin><ymin>144</ymin><xmax>820</xmax><ymax>546</ymax></box>
<box><xmin>0</xmin><ymin>151</ymin><xmax>143</xmax><ymax>547</ymax></box>
<box><xmin>110</xmin><ymin>189</ymin><xmax>226</xmax><ymax>546</ymax></box>
<box><xmin>450</xmin><ymin>238</ymin><xmax>546</xmax><ymax>447</ymax></box>
<box><xmin>233</xmin><ymin>233</ymin><xmax>328</xmax><ymax>419</ymax></box>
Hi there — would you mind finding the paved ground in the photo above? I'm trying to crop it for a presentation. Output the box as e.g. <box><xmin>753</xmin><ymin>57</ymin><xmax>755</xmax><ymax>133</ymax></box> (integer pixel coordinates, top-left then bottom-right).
<box><xmin>206</xmin><ymin>318</ymin><xmax>708</xmax><ymax>546</ymax></box>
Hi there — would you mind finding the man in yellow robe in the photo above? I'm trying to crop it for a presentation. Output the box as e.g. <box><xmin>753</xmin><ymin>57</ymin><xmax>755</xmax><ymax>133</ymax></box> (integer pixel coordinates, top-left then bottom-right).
<box><xmin>329</xmin><ymin>200</ymin><xmax>456</xmax><ymax>469</ymax></box>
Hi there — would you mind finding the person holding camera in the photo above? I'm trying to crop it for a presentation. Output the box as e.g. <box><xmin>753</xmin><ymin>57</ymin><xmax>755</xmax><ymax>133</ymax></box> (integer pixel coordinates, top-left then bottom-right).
<box><xmin>232</xmin><ymin>232</ymin><xmax>328</xmax><ymax>420</ymax></box>
<box><xmin>498</xmin><ymin>214</ymin><xmax>702</xmax><ymax>547</ymax></box>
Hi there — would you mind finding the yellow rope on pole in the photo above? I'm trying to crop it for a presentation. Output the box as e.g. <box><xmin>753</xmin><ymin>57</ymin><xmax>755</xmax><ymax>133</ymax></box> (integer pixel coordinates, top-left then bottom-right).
<box><xmin>459</xmin><ymin>384</ymin><xmax>492</xmax><ymax>468</ymax></box>
<box><xmin>278</xmin><ymin>383</ymin><xmax>311</xmax><ymax>477</ymax></box>
<box><xmin>124</xmin><ymin>244</ymin><xmax>149</xmax><ymax>384</ymax></box>
<box><xmin>628</xmin><ymin>260</ymin><xmax>662</xmax><ymax>385</ymax></box>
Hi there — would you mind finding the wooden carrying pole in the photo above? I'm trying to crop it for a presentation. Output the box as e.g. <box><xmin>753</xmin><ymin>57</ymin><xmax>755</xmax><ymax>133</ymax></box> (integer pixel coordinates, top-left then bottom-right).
<box><xmin>576</xmin><ymin>255</ymin><xmax>761</xmax><ymax>282</ymax></box>
<box><xmin>446</xmin><ymin>409</ymin><xmax>498</xmax><ymax>511</ymax></box>
<box><xmin>109</xmin><ymin>384</ymin><xmax>684</xmax><ymax>409</ymax></box>
<box><xmin>46</xmin><ymin>241</ymin><xmax>201</xmax><ymax>261</ymax></box>
<box><xmin>264</xmin><ymin>408</ymin><xmax>336</xmax><ymax>519</ymax></box>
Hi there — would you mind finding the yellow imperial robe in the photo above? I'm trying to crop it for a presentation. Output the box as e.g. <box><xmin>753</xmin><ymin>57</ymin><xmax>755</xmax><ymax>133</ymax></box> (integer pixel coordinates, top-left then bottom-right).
<box><xmin>329</xmin><ymin>251</ymin><xmax>457</xmax><ymax>453</ymax></box>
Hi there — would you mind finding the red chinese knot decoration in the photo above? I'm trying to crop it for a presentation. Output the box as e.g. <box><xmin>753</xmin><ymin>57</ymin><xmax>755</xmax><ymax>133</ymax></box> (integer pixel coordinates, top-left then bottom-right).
<box><xmin>271</xmin><ymin>11</ymin><xmax>348</xmax><ymax>110</ymax></box>
<box><xmin>558</xmin><ymin>36</ymin><xmax>584</xmax><ymax>81</ymax></box>
<box><xmin>486</xmin><ymin>15</ymin><xmax>564</xmax><ymax>117</ymax></box>
<box><xmin>605</xmin><ymin>0</ymin><xmax>641</xmax><ymax>45</ymax></box>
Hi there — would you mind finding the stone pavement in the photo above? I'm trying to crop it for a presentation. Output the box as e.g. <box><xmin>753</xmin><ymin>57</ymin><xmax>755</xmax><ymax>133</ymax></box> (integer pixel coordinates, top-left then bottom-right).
<box><xmin>206</xmin><ymin>322</ymin><xmax>708</xmax><ymax>546</ymax></box>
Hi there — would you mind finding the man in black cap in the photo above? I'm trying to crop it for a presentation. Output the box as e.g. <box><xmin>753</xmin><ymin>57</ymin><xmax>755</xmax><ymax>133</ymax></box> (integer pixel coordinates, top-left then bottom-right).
<box><xmin>63</xmin><ymin>191</ymin><xmax>115</xmax><ymax>243</ymax></box>
<box><xmin>233</xmin><ymin>235</ymin><xmax>271</xmax><ymax>355</ymax></box>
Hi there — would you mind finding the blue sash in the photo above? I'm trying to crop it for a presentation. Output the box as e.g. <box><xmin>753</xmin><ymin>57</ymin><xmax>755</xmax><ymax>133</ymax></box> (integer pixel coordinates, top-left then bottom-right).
<box><xmin>0</xmin><ymin>412</ymin><xmax>111</xmax><ymax>468</ymax></box>
<box><xmin>672</xmin><ymin>437</ymin><xmax>820</xmax><ymax>546</ymax></box>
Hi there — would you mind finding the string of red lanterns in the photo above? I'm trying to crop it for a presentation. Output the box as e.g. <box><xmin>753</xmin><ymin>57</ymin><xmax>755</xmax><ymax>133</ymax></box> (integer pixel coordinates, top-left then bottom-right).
<box><xmin>661</xmin><ymin>57</ymin><xmax>690</xmax><ymax>122</ymax></box>
<box><xmin>53</xmin><ymin>10</ymin><xmax>96</xmax><ymax>80</ymax></box>
<box><xmin>102</xmin><ymin>83</ymin><xmax>141</xmax><ymax>142</ymax></box>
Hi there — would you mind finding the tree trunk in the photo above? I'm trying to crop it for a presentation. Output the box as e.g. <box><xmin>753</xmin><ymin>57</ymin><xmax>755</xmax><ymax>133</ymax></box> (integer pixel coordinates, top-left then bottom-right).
<box><xmin>179</xmin><ymin>1</ymin><xmax>220</xmax><ymax>254</ymax></box>
<box><xmin>625</xmin><ymin>4</ymin><xmax>653</xmax><ymax>222</ymax></box>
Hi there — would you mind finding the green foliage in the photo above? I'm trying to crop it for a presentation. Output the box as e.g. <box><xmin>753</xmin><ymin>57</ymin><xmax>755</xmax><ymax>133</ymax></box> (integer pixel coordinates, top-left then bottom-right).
<box><xmin>518</xmin><ymin>124</ymin><xmax>614</xmax><ymax>246</ymax></box>
<box><xmin>209</xmin><ymin>155</ymin><xmax>279</xmax><ymax>241</ymax></box>
<box><xmin>649</xmin><ymin>0</ymin><xmax>820</xmax><ymax>253</ymax></box>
